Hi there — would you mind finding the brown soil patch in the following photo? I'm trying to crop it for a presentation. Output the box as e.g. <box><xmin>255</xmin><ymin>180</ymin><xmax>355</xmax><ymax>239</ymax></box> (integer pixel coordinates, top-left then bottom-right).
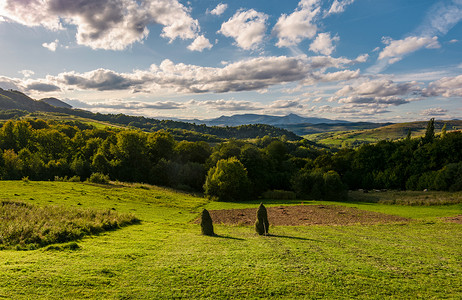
<box><xmin>197</xmin><ymin>205</ymin><xmax>410</xmax><ymax>226</ymax></box>
<box><xmin>443</xmin><ymin>215</ymin><xmax>462</xmax><ymax>224</ymax></box>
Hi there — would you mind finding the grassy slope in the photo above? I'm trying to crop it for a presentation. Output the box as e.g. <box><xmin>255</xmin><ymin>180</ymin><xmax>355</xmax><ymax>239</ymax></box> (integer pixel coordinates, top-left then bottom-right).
<box><xmin>304</xmin><ymin>120</ymin><xmax>462</xmax><ymax>146</ymax></box>
<box><xmin>0</xmin><ymin>181</ymin><xmax>461</xmax><ymax>299</ymax></box>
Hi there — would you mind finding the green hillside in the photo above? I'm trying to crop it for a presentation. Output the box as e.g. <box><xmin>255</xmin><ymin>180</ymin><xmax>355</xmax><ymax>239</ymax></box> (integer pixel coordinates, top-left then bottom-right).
<box><xmin>304</xmin><ymin>120</ymin><xmax>462</xmax><ymax>147</ymax></box>
<box><xmin>0</xmin><ymin>89</ymin><xmax>301</xmax><ymax>142</ymax></box>
<box><xmin>0</xmin><ymin>181</ymin><xmax>460</xmax><ymax>299</ymax></box>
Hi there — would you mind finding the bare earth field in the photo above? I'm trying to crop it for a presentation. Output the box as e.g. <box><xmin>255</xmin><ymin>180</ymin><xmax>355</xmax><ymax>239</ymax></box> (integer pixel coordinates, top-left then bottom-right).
<box><xmin>201</xmin><ymin>205</ymin><xmax>412</xmax><ymax>226</ymax></box>
<box><xmin>444</xmin><ymin>215</ymin><xmax>462</xmax><ymax>224</ymax></box>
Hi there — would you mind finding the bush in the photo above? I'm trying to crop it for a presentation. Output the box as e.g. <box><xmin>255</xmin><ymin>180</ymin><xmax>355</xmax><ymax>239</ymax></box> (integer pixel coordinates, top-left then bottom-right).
<box><xmin>255</xmin><ymin>203</ymin><xmax>269</xmax><ymax>236</ymax></box>
<box><xmin>200</xmin><ymin>209</ymin><xmax>214</xmax><ymax>236</ymax></box>
<box><xmin>87</xmin><ymin>173</ymin><xmax>110</xmax><ymax>184</ymax></box>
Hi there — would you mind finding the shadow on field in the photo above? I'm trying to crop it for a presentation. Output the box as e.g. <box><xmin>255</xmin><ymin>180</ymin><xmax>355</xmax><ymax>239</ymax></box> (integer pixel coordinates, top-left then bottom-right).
<box><xmin>268</xmin><ymin>234</ymin><xmax>320</xmax><ymax>242</ymax></box>
<box><xmin>213</xmin><ymin>234</ymin><xmax>245</xmax><ymax>241</ymax></box>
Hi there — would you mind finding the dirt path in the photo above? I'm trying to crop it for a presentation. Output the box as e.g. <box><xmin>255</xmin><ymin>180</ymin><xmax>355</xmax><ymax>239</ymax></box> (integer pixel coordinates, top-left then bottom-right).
<box><xmin>198</xmin><ymin>205</ymin><xmax>411</xmax><ymax>226</ymax></box>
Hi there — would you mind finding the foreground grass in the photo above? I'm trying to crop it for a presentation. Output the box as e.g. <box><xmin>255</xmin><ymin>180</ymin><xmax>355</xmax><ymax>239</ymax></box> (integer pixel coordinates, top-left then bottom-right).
<box><xmin>0</xmin><ymin>200</ymin><xmax>138</xmax><ymax>250</ymax></box>
<box><xmin>0</xmin><ymin>181</ymin><xmax>460</xmax><ymax>299</ymax></box>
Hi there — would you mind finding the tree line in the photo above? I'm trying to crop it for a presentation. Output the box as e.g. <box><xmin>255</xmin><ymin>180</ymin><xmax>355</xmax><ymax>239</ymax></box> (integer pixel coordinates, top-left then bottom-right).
<box><xmin>0</xmin><ymin>118</ymin><xmax>460</xmax><ymax>201</ymax></box>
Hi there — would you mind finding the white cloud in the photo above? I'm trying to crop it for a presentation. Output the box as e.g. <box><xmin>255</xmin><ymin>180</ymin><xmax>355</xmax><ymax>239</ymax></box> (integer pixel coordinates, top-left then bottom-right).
<box><xmin>325</xmin><ymin>0</ymin><xmax>355</xmax><ymax>16</ymax></box>
<box><xmin>194</xmin><ymin>99</ymin><xmax>261</xmax><ymax>111</ymax></box>
<box><xmin>69</xmin><ymin>99</ymin><xmax>184</xmax><ymax>110</ymax></box>
<box><xmin>187</xmin><ymin>35</ymin><xmax>213</xmax><ymax>52</ymax></box>
<box><xmin>416</xmin><ymin>1</ymin><xmax>462</xmax><ymax>37</ymax></box>
<box><xmin>209</xmin><ymin>3</ymin><xmax>227</xmax><ymax>16</ymax></box>
<box><xmin>0</xmin><ymin>54</ymin><xmax>370</xmax><ymax>95</ymax></box>
<box><xmin>303</xmin><ymin>69</ymin><xmax>360</xmax><ymax>84</ymax></box>
<box><xmin>335</xmin><ymin>79</ymin><xmax>421</xmax><ymax>98</ymax></box>
<box><xmin>420</xmin><ymin>107</ymin><xmax>448</xmax><ymax>116</ymax></box>
<box><xmin>326</xmin><ymin>78</ymin><xmax>424</xmax><ymax>115</ymax></box>
<box><xmin>0</xmin><ymin>0</ymin><xmax>201</xmax><ymax>50</ymax></box>
<box><xmin>269</xmin><ymin>100</ymin><xmax>303</xmax><ymax>109</ymax></box>
<box><xmin>309</xmin><ymin>32</ymin><xmax>339</xmax><ymax>55</ymax></box>
<box><xmin>423</xmin><ymin>74</ymin><xmax>462</xmax><ymax>97</ymax></box>
<box><xmin>19</xmin><ymin>70</ymin><xmax>35</xmax><ymax>78</ymax></box>
<box><xmin>273</xmin><ymin>0</ymin><xmax>321</xmax><ymax>47</ymax></box>
<box><xmin>218</xmin><ymin>9</ymin><xmax>268</xmax><ymax>50</ymax></box>
<box><xmin>42</xmin><ymin>39</ymin><xmax>59</xmax><ymax>52</ymax></box>
<box><xmin>378</xmin><ymin>36</ymin><xmax>440</xmax><ymax>63</ymax></box>
<box><xmin>0</xmin><ymin>76</ymin><xmax>22</xmax><ymax>90</ymax></box>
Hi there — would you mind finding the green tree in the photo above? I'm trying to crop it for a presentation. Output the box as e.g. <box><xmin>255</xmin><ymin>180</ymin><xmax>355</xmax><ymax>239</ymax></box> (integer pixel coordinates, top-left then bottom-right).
<box><xmin>441</xmin><ymin>123</ymin><xmax>447</xmax><ymax>138</ymax></box>
<box><xmin>147</xmin><ymin>130</ymin><xmax>175</xmax><ymax>163</ymax></box>
<box><xmin>204</xmin><ymin>157</ymin><xmax>251</xmax><ymax>201</ymax></box>
<box><xmin>323</xmin><ymin>170</ymin><xmax>347</xmax><ymax>201</ymax></box>
<box><xmin>423</xmin><ymin>118</ymin><xmax>435</xmax><ymax>143</ymax></box>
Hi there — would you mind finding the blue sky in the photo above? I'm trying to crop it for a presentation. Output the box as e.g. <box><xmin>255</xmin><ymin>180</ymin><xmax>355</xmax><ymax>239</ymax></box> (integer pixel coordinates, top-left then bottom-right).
<box><xmin>0</xmin><ymin>0</ymin><xmax>461</xmax><ymax>121</ymax></box>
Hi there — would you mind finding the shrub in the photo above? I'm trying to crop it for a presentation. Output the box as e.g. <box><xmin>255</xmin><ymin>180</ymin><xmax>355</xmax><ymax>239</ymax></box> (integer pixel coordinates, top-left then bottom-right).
<box><xmin>68</xmin><ymin>175</ymin><xmax>81</xmax><ymax>182</ymax></box>
<box><xmin>255</xmin><ymin>203</ymin><xmax>269</xmax><ymax>236</ymax></box>
<box><xmin>88</xmin><ymin>173</ymin><xmax>110</xmax><ymax>184</ymax></box>
<box><xmin>200</xmin><ymin>209</ymin><xmax>214</xmax><ymax>236</ymax></box>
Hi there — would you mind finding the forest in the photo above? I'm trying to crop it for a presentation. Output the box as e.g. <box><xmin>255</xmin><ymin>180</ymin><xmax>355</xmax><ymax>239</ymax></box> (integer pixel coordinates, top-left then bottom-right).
<box><xmin>0</xmin><ymin>118</ymin><xmax>461</xmax><ymax>201</ymax></box>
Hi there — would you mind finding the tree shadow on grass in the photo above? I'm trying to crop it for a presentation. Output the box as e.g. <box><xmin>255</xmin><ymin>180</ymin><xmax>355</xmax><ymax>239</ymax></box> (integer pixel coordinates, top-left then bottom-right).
<box><xmin>266</xmin><ymin>234</ymin><xmax>321</xmax><ymax>242</ymax></box>
<box><xmin>211</xmin><ymin>234</ymin><xmax>245</xmax><ymax>241</ymax></box>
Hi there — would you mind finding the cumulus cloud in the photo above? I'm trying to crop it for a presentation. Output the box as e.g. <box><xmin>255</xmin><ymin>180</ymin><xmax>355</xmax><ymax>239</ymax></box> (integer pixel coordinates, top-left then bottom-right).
<box><xmin>42</xmin><ymin>39</ymin><xmax>59</xmax><ymax>52</ymax></box>
<box><xmin>187</xmin><ymin>35</ymin><xmax>213</xmax><ymax>52</ymax></box>
<box><xmin>420</xmin><ymin>107</ymin><xmax>448</xmax><ymax>116</ymax></box>
<box><xmin>273</xmin><ymin>0</ymin><xmax>321</xmax><ymax>47</ymax></box>
<box><xmin>423</xmin><ymin>74</ymin><xmax>462</xmax><ymax>97</ymax></box>
<box><xmin>338</xmin><ymin>96</ymin><xmax>408</xmax><ymax>106</ymax></box>
<box><xmin>209</xmin><ymin>3</ymin><xmax>227</xmax><ymax>16</ymax></box>
<box><xmin>193</xmin><ymin>99</ymin><xmax>261</xmax><ymax>111</ymax></box>
<box><xmin>0</xmin><ymin>76</ymin><xmax>22</xmax><ymax>90</ymax></box>
<box><xmin>0</xmin><ymin>0</ymin><xmax>201</xmax><ymax>50</ymax></box>
<box><xmin>309</xmin><ymin>32</ymin><xmax>339</xmax><ymax>55</ymax></box>
<box><xmin>303</xmin><ymin>69</ymin><xmax>360</xmax><ymax>85</ymax></box>
<box><xmin>325</xmin><ymin>0</ymin><xmax>355</xmax><ymax>16</ymax></box>
<box><xmin>55</xmin><ymin>68</ymin><xmax>144</xmax><ymax>91</ymax></box>
<box><xmin>335</xmin><ymin>79</ymin><xmax>421</xmax><ymax>98</ymax></box>
<box><xmin>218</xmin><ymin>9</ymin><xmax>268</xmax><ymax>50</ymax></box>
<box><xmin>378</xmin><ymin>36</ymin><xmax>440</xmax><ymax>63</ymax></box>
<box><xmin>327</xmin><ymin>78</ymin><xmax>424</xmax><ymax>115</ymax></box>
<box><xmin>26</xmin><ymin>82</ymin><xmax>61</xmax><ymax>92</ymax></box>
<box><xmin>1</xmin><ymin>54</ymin><xmax>369</xmax><ymax>95</ymax></box>
<box><xmin>19</xmin><ymin>70</ymin><xmax>35</xmax><ymax>78</ymax></box>
<box><xmin>66</xmin><ymin>99</ymin><xmax>184</xmax><ymax>110</ymax></box>
<box><xmin>269</xmin><ymin>100</ymin><xmax>303</xmax><ymax>109</ymax></box>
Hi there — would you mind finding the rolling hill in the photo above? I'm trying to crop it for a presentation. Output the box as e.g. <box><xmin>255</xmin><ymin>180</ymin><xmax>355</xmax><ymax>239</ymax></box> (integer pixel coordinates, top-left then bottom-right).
<box><xmin>304</xmin><ymin>120</ymin><xmax>462</xmax><ymax>146</ymax></box>
<box><xmin>0</xmin><ymin>89</ymin><xmax>302</xmax><ymax>141</ymax></box>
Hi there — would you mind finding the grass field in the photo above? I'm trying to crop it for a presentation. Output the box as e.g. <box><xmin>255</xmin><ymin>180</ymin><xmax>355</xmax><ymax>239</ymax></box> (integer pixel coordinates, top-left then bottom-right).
<box><xmin>0</xmin><ymin>181</ymin><xmax>461</xmax><ymax>299</ymax></box>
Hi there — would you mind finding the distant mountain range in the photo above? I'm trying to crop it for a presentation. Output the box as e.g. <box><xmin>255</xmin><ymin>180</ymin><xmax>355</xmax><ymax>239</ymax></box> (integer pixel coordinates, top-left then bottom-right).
<box><xmin>181</xmin><ymin>113</ymin><xmax>350</xmax><ymax>127</ymax></box>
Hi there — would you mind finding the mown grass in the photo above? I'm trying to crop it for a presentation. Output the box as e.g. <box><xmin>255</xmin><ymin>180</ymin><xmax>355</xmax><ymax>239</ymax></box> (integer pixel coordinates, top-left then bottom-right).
<box><xmin>0</xmin><ymin>181</ymin><xmax>460</xmax><ymax>299</ymax></box>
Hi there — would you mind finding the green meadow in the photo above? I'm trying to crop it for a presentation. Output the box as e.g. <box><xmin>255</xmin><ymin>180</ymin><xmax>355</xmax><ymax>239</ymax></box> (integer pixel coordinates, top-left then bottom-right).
<box><xmin>0</xmin><ymin>181</ymin><xmax>461</xmax><ymax>299</ymax></box>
